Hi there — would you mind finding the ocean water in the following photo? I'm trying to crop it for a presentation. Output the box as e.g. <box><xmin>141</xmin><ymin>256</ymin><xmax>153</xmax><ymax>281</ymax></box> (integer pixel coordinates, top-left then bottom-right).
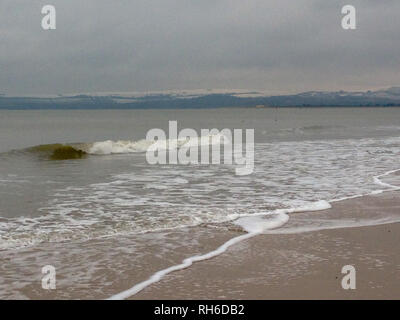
<box><xmin>0</xmin><ymin>108</ymin><xmax>400</xmax><ymax>298</ymax></box>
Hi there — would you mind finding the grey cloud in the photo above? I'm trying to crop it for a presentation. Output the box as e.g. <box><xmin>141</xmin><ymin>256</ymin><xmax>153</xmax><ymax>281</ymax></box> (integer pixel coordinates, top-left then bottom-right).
<box><xmin>0</xmin><ymin>0</ymin><xmax>399</xmax><ymax>95</ymax></box>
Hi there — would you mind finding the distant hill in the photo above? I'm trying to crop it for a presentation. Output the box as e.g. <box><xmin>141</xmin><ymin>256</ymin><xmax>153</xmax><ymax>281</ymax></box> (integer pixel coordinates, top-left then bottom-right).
<box><xmin>1</xmin><ymin>87</ymin><xmax>400</xmax><ymax>109</ymax></box>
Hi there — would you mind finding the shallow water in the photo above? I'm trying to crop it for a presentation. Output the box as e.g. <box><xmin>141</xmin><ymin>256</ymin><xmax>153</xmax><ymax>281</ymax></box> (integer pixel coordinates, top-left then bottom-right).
<box><xmin>0</xmin><ymin>108</ymin><xmax>400</xmax><ymax>298</ymax></box>
<box><xmin>1</xmin><ymin>108</ymin><xmax>400</xmax><ymax>249</ymax></box>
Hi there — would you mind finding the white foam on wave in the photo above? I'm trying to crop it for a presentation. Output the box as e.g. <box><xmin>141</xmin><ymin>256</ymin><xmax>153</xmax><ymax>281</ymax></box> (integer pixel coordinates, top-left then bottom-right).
<box><xmin>373</xmin><ymin>169</ymin><xmax>400</xmax><ymax>190</ymax></box>
<box><xmin>88</xmin><ymin>139</ymin><xmax>152</xmax><ymax>154</ymax></box>
<box><xmin>264</xmin><ymin>215</ymin><xmax>400</xmax><ymax>235</ymax></box>
<box><xmin>234</xmin><ymin>212</ymin><xmax>289</xmax><ymax>233</ymax></box>
<box><xmin>107</xmin><ymin>166</ymin><xmax>400</xmax><ymax>300</ymax></box>
<box><xmin>227</xmin><ymin>200</ymin><xmax>331</xmax><ymax>221</ymax></box>
<box><xmin>88</xmin><ymin>133</ymin><xmax>228</xmax><ymax>155</ymax></box>
<box><xmin>107</xmin><ymin>233</ymin><xmax>255</xmax><ymax>300</ymax></box>
<box><xmin>263</xmin><ymin>168</ymin><xmax>400</xmax><ymax>235</ymax></box>
<box><xmin>4</xmin><ymin>137</ymin><xmax>400</xmax><ymax>251</ymax></box>
<box><xmin>330</xmin><ymin>168</ymin><xmax>400</xmax><ymax>203</ymax></box>
<box><xmin>107</xmin><ymin>211</ymin><xmax>287</xmax><ymax>300</ymax></box>
<box><xmin>107</xmin><ymin>199</ymin><xmax>331</xmax><ymax>300</ymax></box>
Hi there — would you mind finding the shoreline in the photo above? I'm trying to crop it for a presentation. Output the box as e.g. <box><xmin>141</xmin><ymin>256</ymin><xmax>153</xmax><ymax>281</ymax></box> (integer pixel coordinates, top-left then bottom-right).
<box><xmin>0</xmin><ymin>188</ymin><xmax>399</xmax><ymax>299</ymax></box>
<box><xmin>124</xmin><ymin>190</ymin><xmax>400</xmax><ymax>300</ymax></box>
<box><xmin>108</xmin><ymin>169</ymin><xmax>400</xmax><ymax>300</ymax></box>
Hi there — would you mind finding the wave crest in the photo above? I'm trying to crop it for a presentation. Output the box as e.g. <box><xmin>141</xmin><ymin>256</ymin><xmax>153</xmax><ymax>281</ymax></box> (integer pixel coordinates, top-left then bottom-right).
<box><xmin>87</xmin><ymin>133</ymin><xmax>228</xmax><ymax>155</ymax></box>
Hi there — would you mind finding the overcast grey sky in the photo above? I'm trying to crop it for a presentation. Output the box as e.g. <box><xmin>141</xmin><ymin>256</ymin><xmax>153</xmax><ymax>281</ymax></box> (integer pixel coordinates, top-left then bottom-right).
<box><xmin>0</xmin><ymin>0</ymin><xmax>399</xmax><ymax>95</ymax></box>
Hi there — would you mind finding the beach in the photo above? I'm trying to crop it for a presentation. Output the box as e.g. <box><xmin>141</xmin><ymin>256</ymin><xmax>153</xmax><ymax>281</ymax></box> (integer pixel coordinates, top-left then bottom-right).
<box><xmin>0</xmin><ymin>190</ymin><xmax>397</xmax><ymax>299</ymax></box>
<box><xmin>0</xmin><ymin>108</ymin><xmax>399</xmax><ymax>299</ymax></box>
<box><xmin>126</xmin><ymin>191</ymin><xmax>400</xmax><ymax>300</ymax></box>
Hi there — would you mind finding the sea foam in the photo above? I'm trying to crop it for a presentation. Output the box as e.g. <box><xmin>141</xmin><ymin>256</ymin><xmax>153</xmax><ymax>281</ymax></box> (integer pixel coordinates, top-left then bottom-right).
<box><xmin>107</xmin><ymin>167</ymin><xmax>400</xmax><ymax>300</ymax></box>
<box><xmin>88</xmin><ymin>133</ymin><xmax>227</xmax><ymax>155</ymax></box>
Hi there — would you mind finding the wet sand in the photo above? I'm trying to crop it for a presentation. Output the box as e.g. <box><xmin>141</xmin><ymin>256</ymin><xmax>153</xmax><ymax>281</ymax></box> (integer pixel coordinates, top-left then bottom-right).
<box><xmin>1</xmin><ymin>191</ymin><xmax>399</xmax><ymax>299</ymax></box>
<box><xmin>130</xmin><ymin>191</ymin><xmax>400</xmax><ymax>300</ymax></box>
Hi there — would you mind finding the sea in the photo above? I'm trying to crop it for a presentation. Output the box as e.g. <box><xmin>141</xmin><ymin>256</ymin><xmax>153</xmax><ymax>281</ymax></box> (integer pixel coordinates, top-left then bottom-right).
<box><xmin>0</xmin><ymin>107</ymin><xmax>399</xmax><ymax>299</ymax></box>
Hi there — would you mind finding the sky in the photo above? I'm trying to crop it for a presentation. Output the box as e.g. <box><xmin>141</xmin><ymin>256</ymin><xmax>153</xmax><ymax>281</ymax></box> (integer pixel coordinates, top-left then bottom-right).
<box><xmin>0</xmin><ymin>0</ymin><xmax>399</xmax><ymax>95</ymax></box>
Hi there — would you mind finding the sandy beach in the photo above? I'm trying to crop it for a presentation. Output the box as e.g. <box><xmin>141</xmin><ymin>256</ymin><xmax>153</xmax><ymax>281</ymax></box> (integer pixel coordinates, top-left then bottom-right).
<box><xmin>0</xmin><ymin>190</ymin><xmax>399</xmax><ymax>299</ymax></box>
<box><xmin>128</xmin><ymin>191</ymin><xmax>400</xmax><ymax>300</ymax></box>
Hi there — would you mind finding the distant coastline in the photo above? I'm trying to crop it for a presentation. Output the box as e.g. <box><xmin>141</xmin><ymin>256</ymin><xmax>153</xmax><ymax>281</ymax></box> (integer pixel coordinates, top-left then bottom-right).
<box><xmin>1</xmin><ymin>87</ymin><xmax>400</xmax><ymax>110</ymax></box>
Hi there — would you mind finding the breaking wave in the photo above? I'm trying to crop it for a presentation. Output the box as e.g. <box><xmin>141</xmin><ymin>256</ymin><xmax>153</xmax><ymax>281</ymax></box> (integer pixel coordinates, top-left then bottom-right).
<box><xmin>88</xmin><ymin>133</ymin><xmax>228</xmax><ymax>155</ymax></box>
<box><xmin>23</xmin><ymin>133</ymin><xmax>229</xmax><ymax>160</ymax></box>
